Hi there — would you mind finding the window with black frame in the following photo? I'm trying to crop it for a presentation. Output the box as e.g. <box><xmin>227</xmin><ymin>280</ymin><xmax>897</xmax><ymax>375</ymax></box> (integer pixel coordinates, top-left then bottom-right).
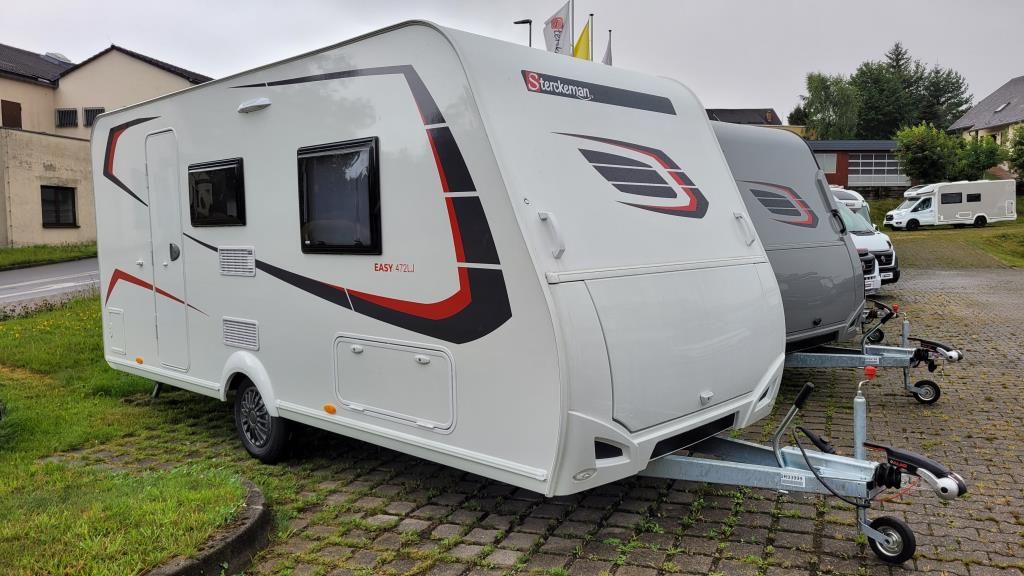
<box><xmin>940</xmin><ymin>192</ymin><xmax>962</xmax><ymax>205</ymax></box>
<box><xmin>189</xmin><ymin>158</ymin><xmax>246</xmax><ymax>226</ymax></box>
<box><xmin>297</xmin><ymin>137</ymin><xmax>380</xmax><ymax>254</ymax></box>
<box><xmin>41</xmin><ymin>185</ymin><xmax>77</xmax><ymax>227</ymax></box>
<box><xmin>967</xmin><ymin>193</ymin><xmax>981</xmax><ymax>203</ymax></box>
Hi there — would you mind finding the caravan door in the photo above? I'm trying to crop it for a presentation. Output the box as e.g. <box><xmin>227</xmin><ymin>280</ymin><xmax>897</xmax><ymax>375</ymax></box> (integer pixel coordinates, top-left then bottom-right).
<box><xmin>145</xmin><ymin>130</ymin><xmax>189</xmax><ymax>370</ymax></box>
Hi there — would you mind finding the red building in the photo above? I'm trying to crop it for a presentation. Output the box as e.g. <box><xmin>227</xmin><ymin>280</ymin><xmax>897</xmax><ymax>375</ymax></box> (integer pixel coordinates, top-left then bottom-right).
<box><xmin>806</xmin><ymin>140</ymin><xmax>910</xmax><ymax>190</ymax></box>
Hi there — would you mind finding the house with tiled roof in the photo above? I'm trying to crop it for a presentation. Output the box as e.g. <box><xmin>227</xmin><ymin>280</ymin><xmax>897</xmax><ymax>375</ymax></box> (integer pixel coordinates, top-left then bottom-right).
<box><xmin>0</xmin><ymin>42</ymin><xmax>210</xmax><ymax>246</ymax></box>
<box><xmin>949</xmin><ymin>75</ymin><xmax>1024</xmax><ymax>147</ymax></box>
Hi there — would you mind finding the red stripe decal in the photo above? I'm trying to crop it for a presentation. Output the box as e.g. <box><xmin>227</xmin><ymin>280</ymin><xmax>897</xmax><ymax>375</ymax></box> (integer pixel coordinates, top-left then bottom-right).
<box><xmin>106</xmin><ymin>268</ymin><xmax>193</xmax><ymax>309</ymax></box>
<box><xmin>349</xmin><ymin>267</ymin><xmax>471</xmax><ymax>320</ymax></box>
<box><xmin>104</xmin><ymin>127</ymin><xmax>125</xmax><ymax>175</ymax></box>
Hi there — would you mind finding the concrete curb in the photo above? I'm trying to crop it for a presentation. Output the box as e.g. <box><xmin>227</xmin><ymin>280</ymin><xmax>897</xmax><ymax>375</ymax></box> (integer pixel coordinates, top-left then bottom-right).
<box><xmin>0</xmin><ymin>254</ymin><xmax>96</xmax><ymax>273</ymax></box>
<box><xmin>145</xmin><ymin>481</ymin><xmax>271</xmax><ymax>576</ymax></box>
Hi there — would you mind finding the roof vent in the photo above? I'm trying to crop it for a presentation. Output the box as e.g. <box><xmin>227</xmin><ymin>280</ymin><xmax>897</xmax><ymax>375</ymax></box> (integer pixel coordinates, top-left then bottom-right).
<box><xmin>994</xmin><ymin>102</ymin><xmax>1010</xmax><ymax>113</ymax></box>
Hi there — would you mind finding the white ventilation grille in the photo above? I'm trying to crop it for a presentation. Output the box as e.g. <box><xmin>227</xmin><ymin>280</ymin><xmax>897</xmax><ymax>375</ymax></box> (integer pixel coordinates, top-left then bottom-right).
<box><xmin>223</xmin><ymin>317</ymin><xmax>259</xmax><ymax>350</ymax></box>
<box><xmin>218</xmin><ymin>246</ymin><xmax>255</xmax><ymax>277</ymax></box>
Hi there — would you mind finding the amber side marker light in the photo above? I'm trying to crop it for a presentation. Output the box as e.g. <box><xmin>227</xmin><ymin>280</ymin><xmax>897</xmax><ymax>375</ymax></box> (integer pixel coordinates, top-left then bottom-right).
<box><xmin>324</xmin><ymin>404</ymin><xmax>337</xmax><ymax>415</ymax></box>
<box><xmin>135</xmin><ymin>357</ymin><xmax>144</xmax><ymax>364</ymax></box>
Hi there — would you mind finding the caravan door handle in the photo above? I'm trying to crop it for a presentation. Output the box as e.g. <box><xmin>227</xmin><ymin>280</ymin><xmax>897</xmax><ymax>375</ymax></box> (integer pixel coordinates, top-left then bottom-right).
<box><xmin>733</xmin><ymin>212</ymin><xmax>756</xmax><ymax>246</ymax></box>
<box><xmin>538</xmin><ymin>211</ymin><xmax>565</xmax><ymax>259</ymax></box>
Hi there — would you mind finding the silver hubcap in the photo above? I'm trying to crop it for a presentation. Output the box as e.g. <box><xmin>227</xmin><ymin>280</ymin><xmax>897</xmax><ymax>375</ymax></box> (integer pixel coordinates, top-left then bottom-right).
<box><xmin>240</xmin><ymin>387</ymin><xmax>271</xmax><ymax>448</ymax></box>
<box><xmin>876</xmin><ymin>526</ymin><xmax>903</xmax><ymax>557</ymax></box>
<box><xmin>917</xmin><ymin>385</ymin><xmax>936</xmax><ymax>401</ymax></box>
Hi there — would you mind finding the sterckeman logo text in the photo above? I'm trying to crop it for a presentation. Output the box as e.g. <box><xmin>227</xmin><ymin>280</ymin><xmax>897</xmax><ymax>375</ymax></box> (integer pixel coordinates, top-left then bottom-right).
<box><xmin>524</xmin><ymin>71</ymin><xmax>593</xmax><ymax>101</ymax></box>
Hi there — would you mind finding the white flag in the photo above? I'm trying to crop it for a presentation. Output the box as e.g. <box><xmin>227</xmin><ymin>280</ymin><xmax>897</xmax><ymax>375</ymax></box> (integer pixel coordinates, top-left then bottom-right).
<box><xmin>601</xmin><ymin>32</ymin><xmax>612</xmax><ymax>65</ymax></box>
<box><xmin>544</xmin><ymin>2</ymin><xmax>572</xmax><ymax>55</ymax></box>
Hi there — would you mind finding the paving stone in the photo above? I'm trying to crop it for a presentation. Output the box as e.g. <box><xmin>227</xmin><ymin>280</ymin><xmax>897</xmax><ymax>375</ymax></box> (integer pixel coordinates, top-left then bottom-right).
<box><xmin>485</xmin><ymin>548</ymin><xmax>522</xmax><ymax>567</ymax></box>
<box><xmin>422</xmin><ymin>562</ymin><xmax>469</xmax><ymax>576</ymax></box>
<box><xmin>568</xmin><ymin>558</ymin><xmax>614</xmax><ymax>575</ymax></box>
<box><xmin>373</xmin><ymin>531</ymin><xmax>403</xmax><ymax>549</ymax></box>
<box><xmin>365</xmin><ymin>514</ymin><xmax>400</xmax><ymax>527</ymax></box>
<box><xmin>449</xmin><ymin>544</ymin><xmax>485</xmax><ymax>561</ymax></box>
<box><xmin>500</xmin><ymin>531</ymin><xmax>540</xmax><ymax>551</ymax></box>
<box><xmin>613</xmin><ymin>567</ymin><xmax>658</xmax><ymax>576</ymax></box>
<box><xmin>431</xmin><ymin>523</ymin><xmax>463</xmax><ymax>540</ymax></box>
<box><xmin>346</xmin><ymin>549</ymin><xmax>379</xmax><ymax>568</ymax></box>
<box><xmin>516</xmin><ymin>517</ymin><xmax>552</xmax><ymax>534</ymax></box>
<box><xmin>290</xmin><ymin>565</ymin><xmax>318</xmax><ymax>576</ymax></box>
<box><xmin>524</xmin><ymin>553</ymin><xmax>567</xmax><ymax>571</ymax></box>
<box><xmin>385</xmin><ymin>500</ymin><xmax>418</xmax><ymax>515</ymax></box>
<box><xmin>480</xmin><ymin>513</ymin><xmax>516</xmax><ymax>530</ymax></box>
<box><xmin>448</xmin><ymin>509</ymin><xmax>485</xmax><ymax>525</ymax></box>
<box><xmin>541</xmin><ymin>536</ymin><xmax>583</xmax><ymax>554</ymax></box>
<box><xmin>353</xmin><ymin>495</ymin><xmax>386</xmax><ymax>510</ymax></box>
<box><xmin>463</xmin><ymin>527</ymin><xmax>500</xmax><ymax>544</ymax></box>
<box><xmin>414</xmin><ymin>504</ymin><xmax>451</xmax><ymax>519</ymax></box>
<box><xmin>625</xmin><ymin>548</ymin><xmax>666</xmax><ymax>568</ymax></box>
<box><xmin>397</xmin><ymin>518</ymin><xmax>432</xmax><ymax>534</ymax></box>
<box><xmin>716</xmin><ymin>560</ymin><xmax>760</xmax><ymax>576</ymax></box>
<box><xmin>317</xmin><ymin>545</ymin><xmax>351</xmax><ymax>560</ymax></box>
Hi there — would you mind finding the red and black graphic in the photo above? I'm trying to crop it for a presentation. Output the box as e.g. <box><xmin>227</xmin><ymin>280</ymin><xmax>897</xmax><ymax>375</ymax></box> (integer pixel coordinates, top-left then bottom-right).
<box><xmin>562</xmin><ymin>133</ymin><xmax>709</xmax><ymax>218</ymax></box>
<box><xmin>210</xmin><ymin>65</ymin><xmax>512</xmax><ymax>343</ymax></box>
<box><xmin>103</xmin><ymin>116</ymin><xmax>158</xmax><ymax>206</ymax></box>
<box><xmin>105</xmin><ymin>268</ymin><xmax>206</xmax><ymax>315</ymax></box>
<box><xmin>233</xmin><ymin>66</ymin><xmax>445</xmax><ymax>125</ymax></box>
<box><xmin>743</xmin><ymin>180</ymin><xmax>818</xmax><ymax>228</ymax></box>
<box><xmin>522</xmin><ymin>70</ymin><xmax>676</xmax><ymax>115</ymax></box>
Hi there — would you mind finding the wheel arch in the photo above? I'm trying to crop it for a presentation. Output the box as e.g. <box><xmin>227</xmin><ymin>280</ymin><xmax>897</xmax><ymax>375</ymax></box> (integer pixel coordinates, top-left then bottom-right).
<box><xmin>219</xmin><ymin>350</ymin><xmax>280</xmax><ymax>416</ymax></box>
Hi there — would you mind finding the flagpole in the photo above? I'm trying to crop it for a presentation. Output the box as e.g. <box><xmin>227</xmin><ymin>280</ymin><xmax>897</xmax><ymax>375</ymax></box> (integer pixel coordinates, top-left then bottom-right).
<box><xmin>589</xmin><ymin>14</ymin><xmax>594</xmax><ymax>61</ymax></box>
<box><xmin>570</xmin><ymin>0</ymin><xmax>575</xmax><ymax>55</ymax></box>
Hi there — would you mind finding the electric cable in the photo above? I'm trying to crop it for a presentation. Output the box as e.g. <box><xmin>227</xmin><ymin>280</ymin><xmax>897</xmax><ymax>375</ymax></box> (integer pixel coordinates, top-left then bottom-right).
<box><xmin>791</xmin><ymin>429</ymin><xmax>869</xmax><ymax>509</ymax></box>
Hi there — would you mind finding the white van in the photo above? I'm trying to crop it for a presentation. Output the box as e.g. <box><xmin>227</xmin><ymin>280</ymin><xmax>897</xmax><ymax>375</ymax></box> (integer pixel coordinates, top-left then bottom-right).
<box><xmin>885</xmin><ymin>180</ymin><xmax>1017</xmax><ymax>230</ymax></box>
<box><xmin>832</xmin><ymin>188</ymin><xmax>899</xmax><ymax>285</ymax></box>
<box><xmin>91</xmin><ymin>21</ymin><xmax>785</xmax><ymax>496</ymax></box>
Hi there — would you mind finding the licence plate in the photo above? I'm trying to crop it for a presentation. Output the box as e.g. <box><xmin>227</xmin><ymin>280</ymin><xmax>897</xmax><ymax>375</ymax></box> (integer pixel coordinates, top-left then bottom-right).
<box><xmin>881</xmin><ymin>272</ymin><xmax>894</xmax><ymax>280</ymax></box>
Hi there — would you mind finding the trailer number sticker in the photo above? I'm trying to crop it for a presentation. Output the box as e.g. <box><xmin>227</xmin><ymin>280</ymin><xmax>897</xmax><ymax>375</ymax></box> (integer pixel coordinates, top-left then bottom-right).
<box><xmin>864</xmin><ymin>356</ymin><xmax>881</xmax><ymax>365</ymax></box>
<box><xmin>374</xmin><ymin>263</ymin><xmax>416</xmax><ymax>273</ymax></box>
<box><xmin>780</xmin><ymin>472</ymin><xmax>807</xmax><ymax>488</ymax></box>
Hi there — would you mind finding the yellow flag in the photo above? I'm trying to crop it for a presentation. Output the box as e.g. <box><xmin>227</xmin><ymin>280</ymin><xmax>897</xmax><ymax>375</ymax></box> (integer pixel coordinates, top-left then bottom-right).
<box><xmin>573</xmin><ymin>20</ymin><xmax>591</xmax><ymax>59</ymax></box>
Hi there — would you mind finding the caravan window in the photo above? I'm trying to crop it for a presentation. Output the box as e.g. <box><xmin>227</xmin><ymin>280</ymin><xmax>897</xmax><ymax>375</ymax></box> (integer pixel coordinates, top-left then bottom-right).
<box><xmin>967</xmin><ymin>193</ymin><xmax>981</xmax><ymax>202</ymax></box>
<box><xmin>297</xmin><ymin>137</ymin><xmax>380</xmax><ymax>254</ymax></box>
<box><xmin>940</xmin><ymin>192</ymin><xmax>962</xmax><ymax>205</ymax></box>
<box><xmin>189</xmin><ymin>158</ymin><xmax>246</xmax><ymax>226</ymax></box>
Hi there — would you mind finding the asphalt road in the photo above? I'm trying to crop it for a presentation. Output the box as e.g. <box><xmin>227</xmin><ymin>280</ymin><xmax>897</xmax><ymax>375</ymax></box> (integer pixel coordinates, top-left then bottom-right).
<box><xmin>0</xmin><ymin>258</ymin><xmax>99</xmax><ymax>306</ymax></box>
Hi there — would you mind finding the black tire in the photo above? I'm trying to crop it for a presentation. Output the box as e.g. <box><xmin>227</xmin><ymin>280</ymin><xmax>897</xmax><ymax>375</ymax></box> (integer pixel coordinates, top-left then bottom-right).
<box><xmin>973</xmin><ymin>215</ymin><xmax>987</xmax><ymax>228</ymax></box>
<box><xmin>912</xmin><ymin>380</ymin><xmax>941</xmax><ymax>405</ymax></box>
<box><xmin>868</xmin><ymin>516</ymin><xmax>916</xmax><ymax>564</ymax></box>
<box><xmin>866</xmin><ymin>329</ymin><xmax>885</xmax><ymax>344</ymax></box>
<box><xmin>906</xmin><ymin>219</ymin><xmax>920</xmax><ymax>231</ymax></box>
<box><xmin>234</xmin><ymin>378</ymin><xmax>290</xmax><ymax>463</ymax></box>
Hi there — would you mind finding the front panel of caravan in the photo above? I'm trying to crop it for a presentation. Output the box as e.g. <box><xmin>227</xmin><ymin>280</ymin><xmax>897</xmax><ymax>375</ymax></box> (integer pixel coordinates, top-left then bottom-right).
<box><xmin>93</xmin><ymin>25</ymin><xmax>565</xmax><ymax>493</ymax></box>
<box><xmin>450</xmin><ymin>33</ymin><xmax>785</xmax><ymax>436</ymax></box>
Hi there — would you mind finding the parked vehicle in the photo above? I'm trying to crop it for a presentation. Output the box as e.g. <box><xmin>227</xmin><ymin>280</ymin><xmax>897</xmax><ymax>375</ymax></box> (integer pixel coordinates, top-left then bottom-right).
<box><xmin>832</xmin><ymin>188</ymin><xmax>899</xmax><ymax>285</ymax></box>
<box><xmin>885</xmin><ymin>180</ymin><xmax>1017</xmax><ymax>230</ymax></box>
<box><xmin>712</xmin><ymin>122</ymin><xmax>863</xmax><ymax>352</ymax></box>
<box><xmin>833</xmin><ymin>202</ymin><xmax>883</xmax><ymax>293</ymax></box>
<box><xmin>92</xmin><ymin>21</ymin><xmax>786</xmax><ymax>496</ymax></box>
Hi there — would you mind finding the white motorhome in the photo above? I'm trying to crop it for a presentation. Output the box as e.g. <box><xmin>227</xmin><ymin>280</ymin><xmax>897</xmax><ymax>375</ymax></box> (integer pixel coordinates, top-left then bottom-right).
<box><xmin>92</xmin><ymin>22</ymin><xmax>785</xmax><ymax>496</ymax></box>
<box><xmin>885</xmin><ymin>180</ymin><xmax>1017</xmax><ymax>230</ymax></box>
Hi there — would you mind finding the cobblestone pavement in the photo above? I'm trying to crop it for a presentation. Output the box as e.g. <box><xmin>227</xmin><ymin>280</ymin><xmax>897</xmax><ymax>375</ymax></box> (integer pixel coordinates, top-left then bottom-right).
<box><xmin>61</xmin><ymin>268</ymin><xmax>1024</xmax><ymax>576</ymax></box>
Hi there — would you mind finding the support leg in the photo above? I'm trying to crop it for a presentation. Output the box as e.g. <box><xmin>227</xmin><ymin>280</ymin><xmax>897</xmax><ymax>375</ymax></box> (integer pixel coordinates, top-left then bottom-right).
<box><xmin>151</xmin><ymin>381</ymin><xmax>163</xmax><ymax>399</ymax></box>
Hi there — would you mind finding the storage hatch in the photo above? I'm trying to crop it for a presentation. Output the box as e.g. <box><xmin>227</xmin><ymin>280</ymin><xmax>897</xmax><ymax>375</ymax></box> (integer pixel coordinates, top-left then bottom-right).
<box><xmin>334</xmin><ymin>336</ymin><xmax>454</xmax><ymax>431</ymax></box>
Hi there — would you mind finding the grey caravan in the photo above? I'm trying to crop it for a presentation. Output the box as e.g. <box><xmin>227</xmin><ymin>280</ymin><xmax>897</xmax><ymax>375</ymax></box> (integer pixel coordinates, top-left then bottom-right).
<box><xmin>713</xmin><ymin>122</ymin><xmax>863</xmax><ymax>351</ymax></box>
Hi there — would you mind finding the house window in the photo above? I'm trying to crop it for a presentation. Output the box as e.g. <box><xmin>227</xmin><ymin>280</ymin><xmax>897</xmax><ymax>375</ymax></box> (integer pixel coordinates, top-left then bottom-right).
<box><xmin>1</xmin><ymin>100</ymin><xmax>22</xmax><ymax>129</ymax></box>
<box><xmin>84</xmin><ymin>107</ymin><xmax>105</xmax><ymax>127</ymax></box>
<box><xmin>297</xmin><ymin>137</ymin><xmax>380</xmax><ymax>254</ymax></box>
<box><xmin>940</xmin><ymin>192</ymin><xmax>962</xmax><ymax>204</ymax></box>
<box><xmin>55</xmin><ymin>108</ymin><xmax>78</xmax><ymax>128</ymax></box>
<box><xmin>41</xmin><ymin>186</ymin><xmax>77</xmax><ymax>227</ymax></box>
<box><xmin>814</xmin><ymin>153</ymin><xmax>837</xmax><ymax>174</ymax></box>
<box><xmin>967</xmin><ymin>193</ymin><xmax>981</xmax><ymax>203</ymax></box>
<box><xmin>189</xmin><ymin>158</ymin><xmax>246</xmax><ymax>226</ymax></box>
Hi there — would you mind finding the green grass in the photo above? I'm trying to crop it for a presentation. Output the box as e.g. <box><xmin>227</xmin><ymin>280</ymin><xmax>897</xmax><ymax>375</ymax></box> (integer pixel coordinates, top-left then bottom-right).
<box><xmin>0</xmin><ymin>298</ymin><xmax>247</xmax><ymax>575</ymax></box>
<box><xmin>0</xmin><ymin>242</ymin><xmax>96</xmax><ymax>270</ymax></box>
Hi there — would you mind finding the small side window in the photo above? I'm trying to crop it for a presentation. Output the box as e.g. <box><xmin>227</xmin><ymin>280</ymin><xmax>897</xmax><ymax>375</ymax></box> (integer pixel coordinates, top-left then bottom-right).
<box><xmin>41</xmin><ymin>185</ymin><xmax>77</xmax><ymax>227</ymax></box>
<box><xmin>84</xmin><ymin>107</ymin><xmax>105</xmax><ymax>127</ymax></box>
<box><xmin>297</xmin><ymin>137</ymin><xmax>380</xmax><ymax>254</ymax></box>
<box><xmin>189</xmin><ymin>158</ymin><xmax>246</xmax><ymax>226</ymax></box>
<box><xmin>940</xmin><ymin>192</ymin><xmax>962</xmax><ymax>205</ymax></box>
<box><xmin>966</xmin><ymin>193</ymin><xmax>981</xmax><ymax>203</ymax></box>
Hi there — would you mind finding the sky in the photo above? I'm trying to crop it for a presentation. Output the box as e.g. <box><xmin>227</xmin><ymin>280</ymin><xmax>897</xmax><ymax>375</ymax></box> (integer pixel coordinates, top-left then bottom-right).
<box><xmin>5</xmin><ymin>0</ymin><xmax>1022</xmax><ymax>123</ymax></box>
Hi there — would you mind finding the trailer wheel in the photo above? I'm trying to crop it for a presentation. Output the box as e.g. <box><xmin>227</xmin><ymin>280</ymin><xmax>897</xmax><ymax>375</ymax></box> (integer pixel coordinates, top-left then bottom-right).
<box><xmin>912</xmin><ymin>380</ymin><xmax>941</xmax><ymax>404</ymax></box>
<box><xmin>868</xmin><ymin>516</ymin><xmax>916</xmax><ymax>564</ymax></box>
<box><xmin>906</xmin><ymin>220</ymin><xmax>920</xmax><ymax>231</ymax></box>
<box><xmin>866</xmin><ymin>329</ymin><xmax>885</xmax><ymax>344</ymax></box>
<box><xmin>973</xmin><ymin>215</ymin><xmax>987</xmax><ymax>228</ymax></box>
<box><xmin>234</xmin><ymin>379</ymin><xmax>289</xmax><ymax>463</ymax></box>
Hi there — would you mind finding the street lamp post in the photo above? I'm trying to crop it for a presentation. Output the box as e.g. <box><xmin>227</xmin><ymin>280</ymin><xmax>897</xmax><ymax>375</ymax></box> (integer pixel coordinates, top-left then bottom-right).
<box><xmin>513</xmin><ymin>19</ymin><xmax>533</xmax><ymax>47</ymax></box>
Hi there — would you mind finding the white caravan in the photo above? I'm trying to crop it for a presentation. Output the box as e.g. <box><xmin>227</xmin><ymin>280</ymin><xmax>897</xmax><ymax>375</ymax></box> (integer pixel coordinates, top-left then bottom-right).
<box><xmin>92</xmin><ymin>22</ymin><xmax>785</xmax><ymax>496</ymax></box>
<box><xmin>885</xmin><ymin>180</ymin><xmax>1017</xmax><ymax>230</ymax></box>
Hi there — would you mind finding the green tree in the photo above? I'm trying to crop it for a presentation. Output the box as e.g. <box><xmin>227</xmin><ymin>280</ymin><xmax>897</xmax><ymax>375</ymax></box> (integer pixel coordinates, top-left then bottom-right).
<box><xmin>1007</xmin><ymin>125</ymin><xmax>1024</xmax><ymax>181</ymax></box>
<box><xmin>948</xmin><ymin>136</ymin><xmax>1007</xmax><ymax>181</ymax></box>
<box><xmin>851</xmin><ymin>61</ymin><xmax>907</xmax><ymax>139</ymax></box>
<box><xmin>787</xmin><ymin>103</ymin><xmax>808</xmax><ymax>126</ymax></box>
<box><xmin>803</xmin><ymin>73</ymin><xmax>860</xmax><ymax>140</ymax></box>
<box><xmin>918</xmin><ymin>67</ymin><xmax>972</xmax><ymax>129</ymax></box>
<box><xmin>893</xmin><ymin>123</ymin><xmax>959</xmax><ymax>183</ymax></box>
